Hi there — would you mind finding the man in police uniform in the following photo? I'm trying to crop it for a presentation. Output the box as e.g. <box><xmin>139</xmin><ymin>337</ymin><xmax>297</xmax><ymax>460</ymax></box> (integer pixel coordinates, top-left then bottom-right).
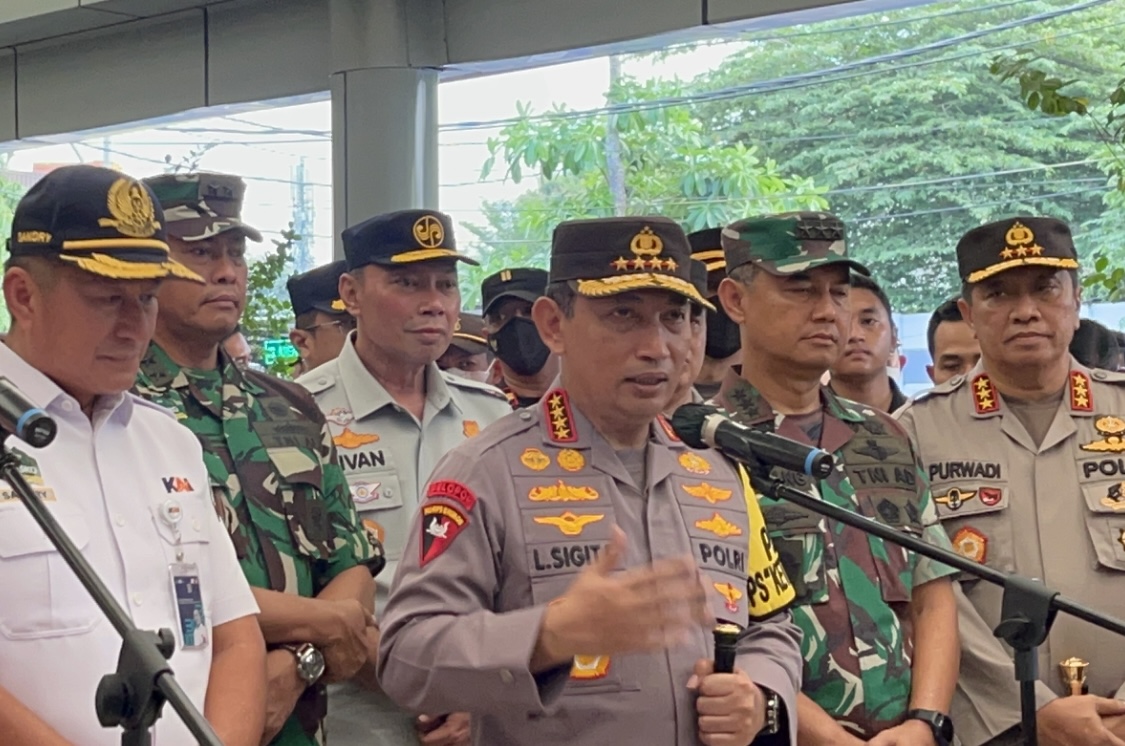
<box><xmin>134</xmin><ymin>172</ymin><xmax>381</xmax><ymax>746</ymax></box>
<box><xmin>480</xmin><ymin>267</ymin><xmax>558</xmax><ymax>408</ymax></box>
<box><xmin>437</xmin><ymin>312</ymin><xmax>494</xmax><ymax>383</ymax></box>
<box><xmin>297</xmin><ymin>209</ymin><xmax>509</xmax><ymax>745</ymax></box>
<box><xmin>713</xmin><ymin>213</ymin><xmax>959</xmax><ymax>744</ymax></box>
<box><xmin>378</xmin><ymin>216</ymin><xmax>803</xmax><ymax>745</ymax></box>
<box><xmin>288</xmin><ymin>260</ymin><xmax>355</xmax><ymax>373</ymax></box>
<box><xmin>0</xmin><ymin>164</ymin><xmax>265</xmax><ymax>745</ymax></box>
<box><xmin>688</xmin><ymin>228</ymin><xmax>741</xmax><ymax>400</ymax></box>
<box><xmin>896</xmin><ymin>217</ymin><xmax>1125</xmax><ymax>746</ymax></box>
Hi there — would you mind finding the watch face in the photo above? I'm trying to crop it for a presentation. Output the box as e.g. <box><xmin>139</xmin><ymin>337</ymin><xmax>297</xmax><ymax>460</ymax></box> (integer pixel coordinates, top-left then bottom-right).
<box><xmin>299</xmin><ymin>646</ymin><xmax>325</xmax><ymax>683</ymax></box>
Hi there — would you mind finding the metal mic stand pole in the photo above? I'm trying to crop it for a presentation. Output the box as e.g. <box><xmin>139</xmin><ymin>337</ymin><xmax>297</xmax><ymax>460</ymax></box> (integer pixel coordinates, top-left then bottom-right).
<box><xmin>747</xmin><ymin>467</ymin><xmax>1125</xmax><ymax>746</ymax></box>
<box><xmin>0</xmin><ymin>435</ymin><xmax>222</xmax><ymax>746</ymax></box>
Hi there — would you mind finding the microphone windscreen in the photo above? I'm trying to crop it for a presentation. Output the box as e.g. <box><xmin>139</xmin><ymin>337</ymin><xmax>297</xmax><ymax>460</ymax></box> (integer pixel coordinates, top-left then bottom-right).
<box><xmin>670</xmin><ymin>403</ymin><xmax>716</xmax><ymax>449</ymax></box>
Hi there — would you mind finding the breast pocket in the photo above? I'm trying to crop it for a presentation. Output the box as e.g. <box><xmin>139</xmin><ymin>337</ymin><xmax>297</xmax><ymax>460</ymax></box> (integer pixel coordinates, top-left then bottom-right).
<box><xmin>0</xmin><ymin>500</ymin><xmax>99</xmax><ymax>639</ymax></box>
<box><xmin>528</xmin><ymin>575</ymin><xmax>639</xmax><ymax>695</ymax></box>
<box><xmin>150</xmin><ymin>498</ymin><xmax>214</xmax><ymax>623</ymax></box>
<box><xmin>932</xmin><ymin>482</ymin><xmax>1014</xmax><ymax>574</ymax></box>
<box><xmin>1079</xmin><ymin>480</ymin><xmax>1125</xmax><ymax>572</ymax></box>
<box><xmin>345</xmin><ymin>460</ymin><xmax>406</xmax><ymax>564</ymax></box>
<box><xmin>761</xmin><ymin>503</ymin><xmax>827</xmax><ymax>606</ymax></box>
<box><xmin>859</xmin><ymin>489</ymin><xmax>923</xmax><ymax>604</ymax></box>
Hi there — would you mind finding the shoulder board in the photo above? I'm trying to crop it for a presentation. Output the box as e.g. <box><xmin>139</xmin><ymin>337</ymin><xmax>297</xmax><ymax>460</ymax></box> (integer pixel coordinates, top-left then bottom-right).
<box><xmin>442</xmin><ymin>372</ymin><xmax>509</xmax><ymax>402</ymax></box>
<box><xmin>1089</xmin><ymin>368</ymin><xmax>1125</xmax><ymax>386</ymax></box>
<box><xmin>295</xmin><ymin>363</ymin><xmax>340</xmax><ymax>396</ymax></box>
<box><xmin>908</xmin><ymin>374</ymin><xmax>966</xmax><ymax>404</ymax></box>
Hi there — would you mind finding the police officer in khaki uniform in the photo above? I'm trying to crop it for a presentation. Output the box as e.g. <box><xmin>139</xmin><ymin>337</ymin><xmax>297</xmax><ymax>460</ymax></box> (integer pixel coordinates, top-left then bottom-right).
<box><xmin>297</xmin><ymin>209</ymin><xmax>509</xmax><ymax>745</ymax></box>
<box><xmin>896</xmin><ymin>217</ymin><xmax>1125</xmax><ymax>746</ymax></box>
<box><xmin>378</xmin><ymin>216</ymin><xmax>803</xmax><ymax>746</ymax></box>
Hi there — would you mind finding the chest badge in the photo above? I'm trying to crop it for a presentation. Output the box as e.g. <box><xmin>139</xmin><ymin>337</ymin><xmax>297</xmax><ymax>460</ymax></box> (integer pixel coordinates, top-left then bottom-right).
<box><xmin>679</xmin><ymin>452</ymin><xmax>712</xmax><ymax>475</ymax></box>
<box><xmin>463</xmin><ymin>420</ymin><xmax>480</xmax><ymax>438</ymax></box>
<box><xmin>952</xmin><ymin>526</ymin><xmax>987</xmax><ymax>563</ymax></box>
<box><xmin>333</xmin><ymin>427</ymin><xmax>380</xmax><ymax>450</ymax></box>
<box><xmin>533</xmin><ymin>511</ymin><xmax>605</xmax><ymax>537</ymax></box>
<box><xmin>934</xmin><ymin>487</ymin><xmax>977</xmax><ymax>511</ymax></box>
<box><xmin>570</xmin><ymin>655</ymin><xmax>610</xmax><ymax>680</ymax></box>
<box><xmin>1080</xmin><ymin>416</ymin><xmax>1125</xmax><ymax>453</ymax></box>
<box><xmin>681</xmin><ymin>482</ymin><xmax>732</xmax><ymax>504</ymax></box>
<box><xmin>520</xmin><ymin>448</ymin><xmax>550</xmax><ymax>471</ymax></box>
<box><xmin>557</xmin><ymin>449</ymin><xmax>586</xmax><ymax>472</ymax></box>
<box><xmin>528</xmin><ymin>480</ymin><xmax>600</xmax><ymax>502</ymax></box>
<box><xmin>695</xmin><ymin>513</ymin><xmax>743</xmax><ymax>539</ymax></box>
<box><xmin>713</xmin><ymin>582</ymin><xmax>743</xmax><ymax>613</ymax></box>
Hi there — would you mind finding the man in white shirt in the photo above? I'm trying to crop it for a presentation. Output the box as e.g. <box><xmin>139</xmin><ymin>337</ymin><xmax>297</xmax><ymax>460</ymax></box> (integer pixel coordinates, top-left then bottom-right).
<box><xmin>0</xmin><ymin>164</ymin><xmax>266</xmax><ymax>745</ymax></box>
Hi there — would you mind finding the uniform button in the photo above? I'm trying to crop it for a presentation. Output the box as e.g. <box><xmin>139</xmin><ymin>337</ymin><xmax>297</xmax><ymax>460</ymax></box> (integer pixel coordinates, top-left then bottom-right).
<box><xmin>132</xmin><ymin>593</ymin><xmax>143</xmax><ymax>606</ymax></box>
<box><xmin>499</xmin><ymin>669</ymin><xmax>514</xmax><ymax>685</ymax></box>
<box><xmin>383</xmin><ymin>488</ymin><xmax>394</xmax><ymax>498</ymax></box>
<box><xmin>949</xmin><ymin>375</ymin><xmax>965</xmax><ymax>387</ymax></box>
<box><xmin>61</xmin><ymin>400</ymin><xmax>74</xmax><ymax>412</ymax></box>
<box><xmin>318</xmin><ymin>378</ymin><xmax>328</xmax><ymax>386</ymax></box>
<box><xmin>519</xmin><ymin>411</ymin><xmax>532</xmax><ymax>421</ymax></box>
<box><xmin>192</xmin><ymin>519</ymin><xmax>201</xmax><ymax>532</ymax></box>
<box><xmin>115</xmin><ymin>515</ymin><xmax>125</xmax><ymax>526</ymax></box>
<box><xmin>1093</xmin><ymin>370</ymin><xmax>1108</xmax><ymax>380</ymax></box>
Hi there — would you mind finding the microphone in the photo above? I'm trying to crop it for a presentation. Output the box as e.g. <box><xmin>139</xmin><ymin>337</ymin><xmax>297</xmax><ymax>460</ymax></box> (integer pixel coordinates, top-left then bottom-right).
<box><xmin>0</xmin><ymin>377</ymin><xmax>57</xmax><ymax>448</ymax></box>
<box><xmin>671</xmin><ymin>403</ymin><xmax>833</xmax><ymax>478</ymax></box>
<box><xmin>713</xmin><ymin>623</ymin><xmax>740</xmax><ymax>674</ymax></box>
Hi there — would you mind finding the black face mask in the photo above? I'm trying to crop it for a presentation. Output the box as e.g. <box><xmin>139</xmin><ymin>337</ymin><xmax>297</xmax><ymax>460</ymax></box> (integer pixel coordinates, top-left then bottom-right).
<box><xmin>704</xmin><ymin>305</ymin><xmax>741</xmax><ymax>360</ymax></box>
<box><xmin>491</xmin><ymin>317</ymin><xmax>551</xmax><ymax>377</ymax></box>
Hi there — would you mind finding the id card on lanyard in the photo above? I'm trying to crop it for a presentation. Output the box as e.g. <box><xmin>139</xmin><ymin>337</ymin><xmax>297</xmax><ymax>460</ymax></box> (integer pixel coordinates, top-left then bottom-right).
<box><xmin>161</xmin><ymin>499</ymin><xmax>208</xmax><ymax>650</ymax></box>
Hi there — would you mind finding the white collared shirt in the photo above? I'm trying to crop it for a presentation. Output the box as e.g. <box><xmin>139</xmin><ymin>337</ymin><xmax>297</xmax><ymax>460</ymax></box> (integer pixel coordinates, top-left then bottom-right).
<box><xmin>0</xmin><ymin>343</ymin><xmax>258</xmax><ymax>745</ymax></box>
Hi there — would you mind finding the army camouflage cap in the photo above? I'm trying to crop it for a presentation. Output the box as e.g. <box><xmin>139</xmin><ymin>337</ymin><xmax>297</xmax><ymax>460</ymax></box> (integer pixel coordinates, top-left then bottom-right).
<box><xmin>721</xmin><ymin>212</ymin><xmax>870</xmax><ymax>277</ymax></box>
<box><xmin>687</xmin><ymin>227</ymin><xmax>727</xmax><ymax>295</ymax></box>
<box><xmin>449</xmin><ymin>312</ymin><xmax>490</xmax><ymax>355</ymax></box>
<box><xmin>287</xmin><ymin>259</ymin><xmax>348</xmax><ymax>318</ymax></box>
<box><xmin>342</xmin><ymin>209</ymin><xmax>478</xmax><ymax>270</ymax></box>
<box><xmin>548</xmin><ymin>216</ymin><xmax>714</xmax><ymax>310</ymax></box>
<box><xmin>956</xmin><ymin>216</ymin><xmax>1078</xmax><ymax>284</ymax></box>
<box><xmin>143</xmin><ymin>172</ymin><xmax>263</xmax><ymax>243</ymax></box>
<box><xmin>7</xmin><ymin>164</ymin><xmax>203</xmax><ymax>283</ymax></box>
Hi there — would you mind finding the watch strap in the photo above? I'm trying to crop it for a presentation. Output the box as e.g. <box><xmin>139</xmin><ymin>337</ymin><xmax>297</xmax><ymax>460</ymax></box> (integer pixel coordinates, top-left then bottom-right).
<box><xmin>906</xmin><ymin>708</ymin><xmax>953</xmax><ymax>746</ymax></box>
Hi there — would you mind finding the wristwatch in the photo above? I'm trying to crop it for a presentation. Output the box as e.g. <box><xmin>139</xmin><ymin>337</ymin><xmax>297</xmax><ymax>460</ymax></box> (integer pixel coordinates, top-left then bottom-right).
<box><xmin>907</xmin><ymin>708</ymin><xmax>954</xmax><ymax>746</ymax></box>
<box><xmin>282</xmin><ymin>642</ymin><xmax>325</xmax><ymax>686</ymax></box>
<box><xmin>760</xmin><ymin>687</ymin><xmax>781</xmax><ymax>736</ymax></box>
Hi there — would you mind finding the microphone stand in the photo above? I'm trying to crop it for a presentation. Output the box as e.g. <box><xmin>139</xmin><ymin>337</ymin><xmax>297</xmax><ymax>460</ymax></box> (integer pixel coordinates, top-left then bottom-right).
<box><xmin>0</xmin><ymin>434</ymin><xmax>222</xmax><ymax>746</ymax></box>
<box><xmin>745</xmin><ymin>464</ymin><xmax>1125</xmax><ymax>746</ymax></box>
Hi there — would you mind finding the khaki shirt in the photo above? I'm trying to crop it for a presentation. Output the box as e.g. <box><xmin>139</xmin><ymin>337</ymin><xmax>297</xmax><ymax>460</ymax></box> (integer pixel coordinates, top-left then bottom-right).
<box><xmin>378</xmin><ymin>388</ymin><xmax>803</xmax><ymax>745</ymax></box>
<box><xmin>896</xmin><ymin>360</ymin><xmax>1125</xmax><ymax>745</ymax></box>
<box><xmin>297</xmin><ymin>333</ymin><xmax>511</xmax><ymax>608</ymax></box>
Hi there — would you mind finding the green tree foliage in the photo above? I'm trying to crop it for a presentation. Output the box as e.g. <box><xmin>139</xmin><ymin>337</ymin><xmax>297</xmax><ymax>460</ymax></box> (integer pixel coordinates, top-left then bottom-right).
<box><xmin>468</xmin><ymin>0</ymin><xmax>1125</xmax><ymax>313</ymax></box>
<box><xmin>460</xmin><ymin>69</ymin><xmax>828</xmax><ymax>309</ymax></box>
<box><xmin>241</xmin><ymin>224</ymin><xmax>300</xmax><ymax>377</ymax></box>
<box><xmin>990</xmin><ymin>50</ymin><xmax>1125</xmax><ymax>298</ymax></box>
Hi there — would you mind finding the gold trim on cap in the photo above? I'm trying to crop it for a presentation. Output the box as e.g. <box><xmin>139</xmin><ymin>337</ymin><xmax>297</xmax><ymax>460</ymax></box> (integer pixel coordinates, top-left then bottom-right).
<box><xmin>57</xmin><ymin>252</ymin><xmax>204</xmax><ymax>283</ymax></box>
<box><xmin>453</xmin><ymin>333</ymin><xmax>489</xmax><ymax>345</ymax></box>
<box><xmin>575</xmin><ymin>272</ymin><xmax>716</xmax><ymax>311</ymax></box>
<box><xmin>966</xmin><ymin>257</ymin><xmax>1079</xmax><ymax>284</ymax></box>
<box><xmin>390</xmin><ymin>248</ymin><xmax>462</xmax><ymax>263</ymax></box>
<box><xmin>330</xmin><ymin>299</ymin><xmax>346</xmax><ymax>311</ymax></box>
<box><xmin>690</xmin><ymin>249</ymin><xmax>725</xmax><ymax>262</ymax></box>
<box><xmin>62</xmin><ymin>238</ymin><xmax>170</xmax><ymax>251</ymax></box>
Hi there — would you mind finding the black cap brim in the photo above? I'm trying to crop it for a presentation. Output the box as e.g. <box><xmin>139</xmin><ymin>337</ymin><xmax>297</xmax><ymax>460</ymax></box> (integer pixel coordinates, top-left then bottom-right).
<box><xmin>482</xmin><ymin>289</ymin><xmax>541</xmax><ymax>316</ymax></box>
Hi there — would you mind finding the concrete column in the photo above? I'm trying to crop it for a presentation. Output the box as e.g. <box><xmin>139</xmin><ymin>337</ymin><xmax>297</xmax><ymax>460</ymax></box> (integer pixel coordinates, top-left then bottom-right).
<box><xmin>329</xmin><ymin>0</ymin><xmax>444</xmax><ymax>259</ymax></box>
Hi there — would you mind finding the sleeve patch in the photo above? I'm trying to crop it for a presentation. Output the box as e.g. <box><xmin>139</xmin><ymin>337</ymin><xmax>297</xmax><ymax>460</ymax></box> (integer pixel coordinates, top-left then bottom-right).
<box><xmin>426</xmin><ymin>479</ymin><xmax>478</xmax><ymax>512</ymax></box>
<box><xmin>420</xmin><ymin>503</ymin><xmax>469</xmax><ymax>566</ymax></box>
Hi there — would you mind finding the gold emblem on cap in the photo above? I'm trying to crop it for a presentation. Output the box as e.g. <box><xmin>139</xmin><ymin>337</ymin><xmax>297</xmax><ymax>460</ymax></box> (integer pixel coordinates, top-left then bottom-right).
<box><xmin>500</xmin><ymin>269</ymin><xmax>512</xmax><ymax>282</ymax></box>
<box><xmin>630</xmin><ymin>226</ymin><xmax>664</xmax><ymax>257</ymax></box>
<box><xmin>330</xmin><ymin>299</ymin><xmax>346</xmax><ymax>311</ymax></box>
<box><xmin>455</xmin><ymin>318</ymin><xmax>462</xmax><ymax>332</ymax></box>
<box><xmin>16</xmin><ymin>231</ymin><xmax>51</xmax><ymax>244</ymax></box>
<box><xmin>999</xmin><ymin>221</ymin><xmax>1044</xmax><ymax>260</ymax></box>
<box><xmin>98</xmin><ymin>178</ymin><xmax>162</xmax><ymax>238</ymax></box>
<box><xmin>413</xmin><ymin>215</ymin><xmax>444</xmax><ymax>249</ymax></box>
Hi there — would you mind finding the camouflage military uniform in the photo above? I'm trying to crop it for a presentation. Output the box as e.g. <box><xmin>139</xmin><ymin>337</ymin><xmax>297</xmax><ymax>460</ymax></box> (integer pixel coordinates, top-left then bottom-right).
<box><xmin>713</xmin><ymin>371</ymin><xmax>957</xmax><ymax>736</ymax></box>
<box><xmin>135</xmin><ymin>342</ymin><xmax>377</xmax><ymax>746</ymax></box>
